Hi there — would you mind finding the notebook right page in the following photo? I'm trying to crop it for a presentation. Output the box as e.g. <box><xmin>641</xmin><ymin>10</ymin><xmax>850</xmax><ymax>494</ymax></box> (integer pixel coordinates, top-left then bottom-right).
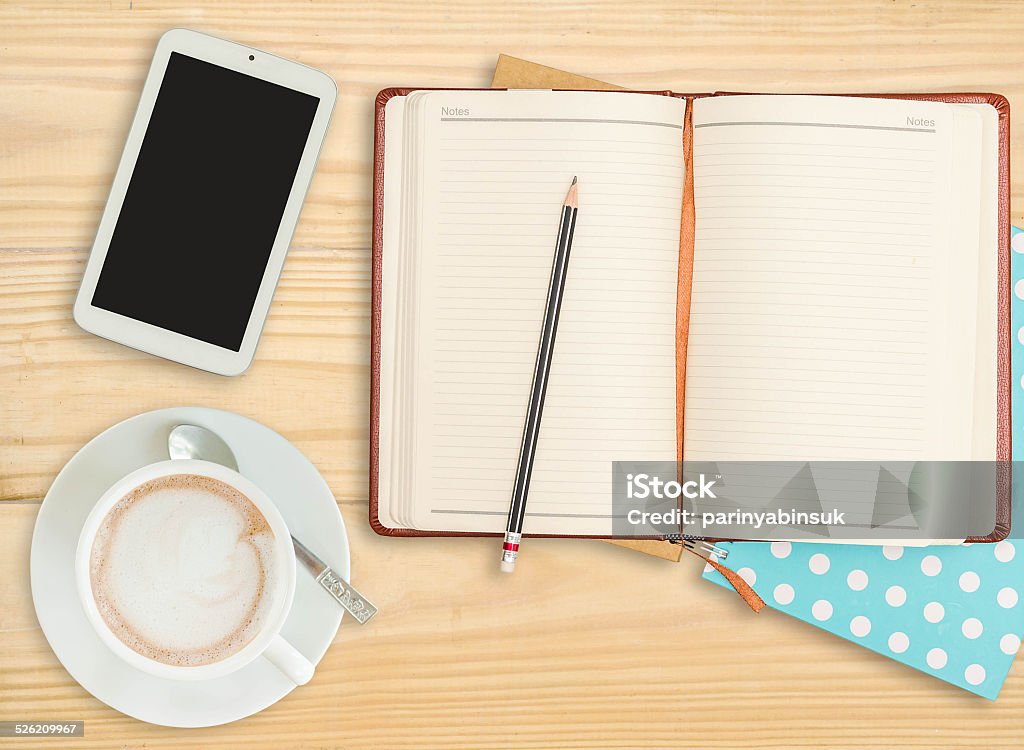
<box><xmin>685</xmin><ymin>95</ymin><xmax>980</xmax><ymax>463</ymax></box>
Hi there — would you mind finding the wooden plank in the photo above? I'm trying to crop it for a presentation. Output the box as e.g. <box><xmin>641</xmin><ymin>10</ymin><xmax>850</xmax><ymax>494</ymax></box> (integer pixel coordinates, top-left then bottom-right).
<box><xmin>1</xmin><ymin>0</ymin><xmax>1023</xmax><ymax>253</ymax></box>
<box><xmin>0</xmin><ymin>246</ymin><xmax>371</xmax><ymax>504</ymax></box>
<box><xmin>3</xmin><ymin>1</ymin><xmax>1024</xmax><ymax>747</ymax></box>
<box><xmin>2</xmin><ymin>504</ymin><xmax>1023</xmax><ymax>749</ymax></box>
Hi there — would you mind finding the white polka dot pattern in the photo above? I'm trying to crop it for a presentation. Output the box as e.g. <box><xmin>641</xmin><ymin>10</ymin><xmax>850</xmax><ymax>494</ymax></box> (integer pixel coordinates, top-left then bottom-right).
<box><xmin>958</xmin><ymin>571</ymin><xmax>980</xmax><ymax>593</ymax></box>
<box><xmin>808</xmin><ymin>553</ymin><xmax>830</xmax><ymax>575</ymax></box>
<box><xmin>850</xmin><ymin>616</ymin><xmax>871</xmax><ymax>638</ymax></box>
<box><xmin>773</xmin><ymin>583</ymin><xmax>795</xmax><ymax>605</ymax></box>
<box><xmin>847</xmin><ymin>569</ymin><xmax>868</xmax><ymax>591</ymax></box>
<box><xmin>923</xmin><ymin>602</ymin><xmax>944</xmax><ymax>623</ymax></box>
<box><xmin>961</xmin><ymin>618</ymin><xmax>984</xmax><ymax>640</ymax></box>
<box><xmin>770</xmin><ymin>542</ymin><xmax>791</xmax><ymax>559</ymax></box>
<box><xmin>811</xmin><ymin>600</ymin><xmax>833</xmax><ymax>621</ymax></box>
<box><xmin>888</xmin><ymin>632</ymin><xmax>910</xmax><ymax>654</ymax></box>
<box><xmin>964</xmin><ymin>664</ymin><xmax>986</xmax><ymax>686</ymax></box>
<box><xmin>885</xmin><ymin>585</ymin><xmax>906</xmax><ymax>607</ymax></box>
<box><xmin>920</xmin><ymin>555</ymin><xmax>942</xmax><ymax>576</ymax></box>
<box><xmin>995</xmin><ymin>541</ymin><xmax>1015</xmax><ymax>563</ymax></box>
<box><xmin>997</xmin><ymin>587</ymin><xmax>1018</xmax><ymax>609</ymax></box>
<box><xmin>926</xmin><ymin>648</ymin><xmax>947</xmax><ymax>670</ymax></box>
<box><xmin>702</xmin><ymin>536</ymin><xmax>1024</xmax><ymax>698</ymax></box>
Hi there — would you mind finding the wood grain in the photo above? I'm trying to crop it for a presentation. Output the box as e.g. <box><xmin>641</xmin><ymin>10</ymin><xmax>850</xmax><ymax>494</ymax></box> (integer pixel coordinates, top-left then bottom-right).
<box><xmin>2</xmin><ymin>1</ymin><xmax>1024</xmax><ymax>747</ymax></box>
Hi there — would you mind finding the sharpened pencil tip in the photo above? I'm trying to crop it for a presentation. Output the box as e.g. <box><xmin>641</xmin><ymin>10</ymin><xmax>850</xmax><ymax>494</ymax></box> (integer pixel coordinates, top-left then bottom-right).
<box><xmin>571</xmin><ymin>175</ymin><xmax>577</xmax><ymax>185</ymax></box>
<box><xmin>564</xmin><ymin>177</ymin><xmax>579</xmax><ymax>209</ymax></box>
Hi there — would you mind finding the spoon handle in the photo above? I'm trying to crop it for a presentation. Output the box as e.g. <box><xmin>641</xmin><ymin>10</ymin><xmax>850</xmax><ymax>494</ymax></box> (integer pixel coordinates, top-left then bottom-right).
<box><xmin>314</xmin><ymin>568</ymin><xmax>379</xmax><ymax>624</ymax></box>
<box><xmin>292</xmin><ymin>535</ymin><xmax>378</xmax><ymax>624</ymax></box>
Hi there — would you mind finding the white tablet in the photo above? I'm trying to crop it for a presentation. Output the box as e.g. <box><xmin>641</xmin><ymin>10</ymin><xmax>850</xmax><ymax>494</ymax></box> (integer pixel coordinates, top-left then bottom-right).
<box><xmin>74</xmin><ymin>29</ymin><xmax>336</xmax><ymax>375</ymax></box>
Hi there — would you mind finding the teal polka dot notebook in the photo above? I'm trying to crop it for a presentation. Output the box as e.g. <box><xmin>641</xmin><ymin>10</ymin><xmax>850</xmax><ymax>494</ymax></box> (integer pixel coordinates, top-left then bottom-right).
<box><xmin>703</xmin><ymin>225</ymin><xmax>1024</xmax><ymax>700</ymax></box>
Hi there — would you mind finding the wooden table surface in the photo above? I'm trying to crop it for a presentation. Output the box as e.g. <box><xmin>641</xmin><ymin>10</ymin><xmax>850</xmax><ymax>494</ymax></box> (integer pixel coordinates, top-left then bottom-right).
<box><xmin>3</xmin><ymin>1</ymin><xmax>1024</xmax><ymax>748</ymax></box>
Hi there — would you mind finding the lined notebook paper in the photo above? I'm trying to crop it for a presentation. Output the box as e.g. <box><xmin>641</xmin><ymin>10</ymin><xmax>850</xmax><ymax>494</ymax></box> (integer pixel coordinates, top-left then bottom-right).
<box><xmin>685</xmin><ymin>95</ymin><xmax>993</xmax><ymax>463</ymax></box>
<box><xmin>375</xmin><ymin>89</ymin><xmax>999</xmax><ymax>541</ymax></box>
<box><xmin>381</xmin><ymin>90</ymin><xmax>685</xmax><ymax>535</ymax></box>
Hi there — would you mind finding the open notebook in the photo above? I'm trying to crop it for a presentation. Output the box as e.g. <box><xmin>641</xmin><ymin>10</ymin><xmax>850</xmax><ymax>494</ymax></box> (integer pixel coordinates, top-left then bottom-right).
<box><xmin>370</xmin><ymin>87</ymin><xmax>1010</xmax><ymax>541</ymax></box>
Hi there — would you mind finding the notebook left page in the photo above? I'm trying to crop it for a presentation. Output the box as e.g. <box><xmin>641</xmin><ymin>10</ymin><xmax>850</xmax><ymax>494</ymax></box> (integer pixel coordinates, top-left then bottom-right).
<box><xmin>379</xmin><ymin>89</ymin><xmax>686</xmax><ymax>535</ymax></box>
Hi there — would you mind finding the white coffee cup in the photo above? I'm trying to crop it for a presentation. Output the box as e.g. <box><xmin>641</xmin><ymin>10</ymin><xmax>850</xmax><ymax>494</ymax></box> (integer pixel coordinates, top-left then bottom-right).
<box><xmin>75</xmin><ymin>459</ymin><xmax>314</xmax><ymax>685</ymax></box>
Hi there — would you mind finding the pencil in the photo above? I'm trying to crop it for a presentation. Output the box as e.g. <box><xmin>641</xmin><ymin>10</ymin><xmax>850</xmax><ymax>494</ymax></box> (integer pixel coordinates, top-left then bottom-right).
<box><xmin>500</xmin><ymin>176</ymin><xmax>579</xmax><ymax>573</ymax></box>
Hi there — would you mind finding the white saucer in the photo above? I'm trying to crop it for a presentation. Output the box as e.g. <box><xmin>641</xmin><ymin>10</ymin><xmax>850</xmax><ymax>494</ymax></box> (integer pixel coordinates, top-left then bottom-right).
<box><xmin>30</xmin><ymin>407</ymin><xmax>349</xmax><ymax>728</ymax></box>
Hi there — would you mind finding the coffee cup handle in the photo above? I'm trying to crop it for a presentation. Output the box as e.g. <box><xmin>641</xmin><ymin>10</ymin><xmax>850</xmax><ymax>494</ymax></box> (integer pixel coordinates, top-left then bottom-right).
<box><xmin>263</xmin><ymin>634</ymin><xmax>315</xmax><ymax>685</ymax></box>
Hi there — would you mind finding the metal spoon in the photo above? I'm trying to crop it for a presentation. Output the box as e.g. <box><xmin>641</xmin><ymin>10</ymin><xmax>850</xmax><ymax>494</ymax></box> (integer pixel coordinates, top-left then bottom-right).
<box><xmin>167</xmin><ymin>424</ymin><xmax>378</xmax><ymax>625</ymax></box>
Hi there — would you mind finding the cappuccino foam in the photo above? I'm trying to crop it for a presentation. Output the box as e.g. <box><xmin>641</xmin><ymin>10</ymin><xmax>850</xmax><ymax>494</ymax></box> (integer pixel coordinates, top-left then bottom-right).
<box><xmin>89</xmin><ymin>474</ymin><xmax>278</xmax><ymax>667</ymax></box>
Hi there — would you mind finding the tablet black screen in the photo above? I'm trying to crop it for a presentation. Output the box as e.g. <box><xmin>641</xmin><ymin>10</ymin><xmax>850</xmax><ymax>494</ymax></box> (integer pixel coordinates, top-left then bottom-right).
<box><xmin>92</xmin><ymin>52</ymin><xmax>320</xmax><ymax>351</ymax></box>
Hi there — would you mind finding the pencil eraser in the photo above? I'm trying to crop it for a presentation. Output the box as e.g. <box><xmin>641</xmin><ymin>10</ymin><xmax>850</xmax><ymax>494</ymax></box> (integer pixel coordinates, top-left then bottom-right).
<box><xmin>500</xmin><ymin>560</ymin><xmax>516</xmax><ymax>573</ymax></box>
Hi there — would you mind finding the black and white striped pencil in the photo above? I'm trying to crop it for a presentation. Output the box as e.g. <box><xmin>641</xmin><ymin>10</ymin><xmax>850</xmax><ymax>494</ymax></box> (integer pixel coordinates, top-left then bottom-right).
<box><xmin>500</xmin><ymin>176</ymin><xmax>579</xmax><ymax>573</ymax></box>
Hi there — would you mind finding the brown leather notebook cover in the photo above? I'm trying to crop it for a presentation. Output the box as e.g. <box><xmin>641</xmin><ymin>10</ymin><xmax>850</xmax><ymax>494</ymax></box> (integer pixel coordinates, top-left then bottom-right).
<box><xmin>369</xmin><ymin>72</ymin><xmax>1012</xmax><ymax>545</ymax></box>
